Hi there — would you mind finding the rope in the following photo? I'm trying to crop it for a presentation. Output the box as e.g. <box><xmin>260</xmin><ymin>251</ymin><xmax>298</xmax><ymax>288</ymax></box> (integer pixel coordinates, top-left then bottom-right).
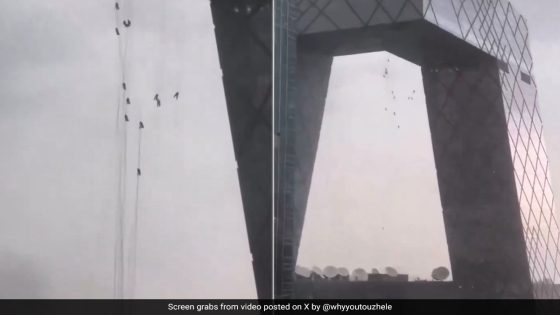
<box><xmin>128</xmin><ymin>121</ymin><xmax>143</xmax><ymax>298</ymax></box>
<box><xmin>113</xmin><ymin>0</ymin><xmax>130</xmax><ymax>300</ymax></box>
<box><xmin>115</xmin><ymin>0</ymin><xmax>145</xmax><ymax>298</ymax></box>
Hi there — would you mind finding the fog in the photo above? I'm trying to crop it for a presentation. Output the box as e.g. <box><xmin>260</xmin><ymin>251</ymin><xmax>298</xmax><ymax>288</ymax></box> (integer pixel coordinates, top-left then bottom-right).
<box><xmin>298</xmin><ymin>52</ymin><xmax>451</xmax><ymax>280</ymax></box>
<box><xmin>0</xmin><ymin>0</ymin><xmax>256</xmax><ymax>298</ymax></box>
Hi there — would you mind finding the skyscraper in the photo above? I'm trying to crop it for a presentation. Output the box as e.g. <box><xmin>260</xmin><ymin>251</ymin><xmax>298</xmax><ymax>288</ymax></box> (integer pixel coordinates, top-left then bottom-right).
<box><xmin>274</xmin><ymin>0</ymin><xmax>560</xmax><ymax>299</ymax></box>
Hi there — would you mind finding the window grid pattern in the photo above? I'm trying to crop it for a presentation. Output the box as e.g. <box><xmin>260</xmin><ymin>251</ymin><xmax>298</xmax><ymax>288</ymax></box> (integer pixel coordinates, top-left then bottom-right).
<box><xmin>286</xmin><ymin>0</ymin><xmax>560</xmax><ymax>298</ymax></box>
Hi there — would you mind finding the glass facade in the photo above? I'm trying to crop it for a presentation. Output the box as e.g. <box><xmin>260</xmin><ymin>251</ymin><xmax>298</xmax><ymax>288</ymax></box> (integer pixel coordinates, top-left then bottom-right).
<box><xmin>276</xmin><ymin>0</ymin><xmax>560</xmax><ymax>299</ymax></box>
<box><xmin>425</xmin><ymin>0</ymin><xmax>560</xmax><ymax>299</ymax></box>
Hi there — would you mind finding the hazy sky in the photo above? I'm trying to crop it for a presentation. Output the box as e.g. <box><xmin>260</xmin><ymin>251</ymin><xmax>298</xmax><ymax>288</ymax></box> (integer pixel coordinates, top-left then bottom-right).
<box><xmin>298</xmin><ymin>52</ymin><xmax>451</xmax><ymax>280</ymax></box>
<box><xmin>0</xmin><ymin>0</ymin><xmax>255</xmax><ymax>298</ymax></box>
<box><xmin>297</xmin><ymin>0</ymin><xmax>560</xmax><ymax>281</ymax></box>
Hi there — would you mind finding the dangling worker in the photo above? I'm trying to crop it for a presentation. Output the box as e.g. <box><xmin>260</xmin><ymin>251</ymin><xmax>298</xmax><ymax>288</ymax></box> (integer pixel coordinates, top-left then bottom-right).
<box><xmin>173</xmin><ymin>91</ymin><xmax>179</xmax><ymax>100</ymax></box>
<box><xmin>153</xmin><ymin>93</ymin><xmax>161</xmax><ymax>107</ymax></box>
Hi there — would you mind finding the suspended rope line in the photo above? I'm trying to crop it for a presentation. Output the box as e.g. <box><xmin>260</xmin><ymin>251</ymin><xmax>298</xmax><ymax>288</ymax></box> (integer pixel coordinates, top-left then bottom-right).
<box><xmin>116</xmin><ymin>0</ymin><xmax>145</xmax><ymax>299</ymax></box>
<box><xmin>127</xmin><ymin>39</ymin><xmax>144</xmax><ymax>296</ymax></box>
<box><xmin>113</xmin><ymin>0</ymin><xmax>158</xmax><ymax>299</ymax></box>
<box><xmin>113</xmin><ymin>0</ymin><xmax>124</xmax><ymax>299</ymax></box>
<box><xmin>114</xmin><ymin>1</ymin><xmax>124</xmax><ymax>129</ymax></box>
<box><xmin>128</xmin><ymin>119</ymin><xmax>144</xmax><ymax>298</ymax></box>
<box><xmin>113</xmin><ymin>0</ymin><xmax>131</xmax><ymax>300</ymax></box>
<box><xmin>152</xmin><ymin>0</ymin><xmax>167</xmax><ymax>109</ymax></box>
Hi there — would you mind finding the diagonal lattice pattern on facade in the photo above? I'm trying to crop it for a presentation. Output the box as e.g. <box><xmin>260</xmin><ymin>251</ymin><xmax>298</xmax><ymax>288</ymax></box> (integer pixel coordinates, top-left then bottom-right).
<box><xmin>211</xmin><ymin>0</ymin><xmax>273</xmax><ymax>299</ymax></box>
<box><xmin>276</xmin><ymin>0</ymin><xmax>560</xmax><ymax>299</ymax></box>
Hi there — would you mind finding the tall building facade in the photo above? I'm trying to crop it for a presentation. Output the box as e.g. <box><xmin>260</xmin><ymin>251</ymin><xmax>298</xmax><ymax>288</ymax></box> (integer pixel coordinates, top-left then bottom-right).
<box><xmin>275</xmin><ymin>0</ymin><xmax>560</xmax><ymax>299</ymax></box>
<box><xmin>211</xmin><ymin>0</ymin><xmax>273</xmax><ymax>298</ymax></box>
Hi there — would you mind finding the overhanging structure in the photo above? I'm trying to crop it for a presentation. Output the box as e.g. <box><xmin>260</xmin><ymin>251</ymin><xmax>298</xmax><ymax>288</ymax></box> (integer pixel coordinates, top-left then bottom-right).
<box><xmin>275</xmin><ymin>0</ymin><xmax>560</xmax><ymax>299</ymax></box>
<box><xmin>211</xmin><ymin>0</ymin><xmax>272</xmax><ymax>299</ymax></box>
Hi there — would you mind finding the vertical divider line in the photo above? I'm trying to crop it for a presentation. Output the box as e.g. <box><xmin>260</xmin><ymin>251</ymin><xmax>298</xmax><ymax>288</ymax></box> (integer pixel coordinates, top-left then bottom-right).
<box><xmin>271</xmin><ymin>0</ymin><xmax>276</xmax><ymax>300</ymax></box>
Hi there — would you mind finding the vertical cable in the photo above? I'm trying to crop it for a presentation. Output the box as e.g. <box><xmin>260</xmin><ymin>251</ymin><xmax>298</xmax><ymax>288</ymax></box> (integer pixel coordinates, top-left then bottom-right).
<box><xmin>129</xmin><ymin>120</ymin><xmax>143</xmax><ymax>298</ymax></box>
<box><xmin>113</xmin><ymin>0</ymin><xmax>130</xmax><ymax>300</ymax></box>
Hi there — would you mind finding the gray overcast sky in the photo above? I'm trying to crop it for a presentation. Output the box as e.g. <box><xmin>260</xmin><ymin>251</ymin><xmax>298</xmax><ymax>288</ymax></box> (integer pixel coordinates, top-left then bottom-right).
<box><xmin>0</xmin><ymin>0</ymin><xmax>255</xmax><ymax>298</ymax></box>
<box><xmin>298</xmin><ymin>52</ymin><xmax>452</xmax><ymax>280</ymax></box>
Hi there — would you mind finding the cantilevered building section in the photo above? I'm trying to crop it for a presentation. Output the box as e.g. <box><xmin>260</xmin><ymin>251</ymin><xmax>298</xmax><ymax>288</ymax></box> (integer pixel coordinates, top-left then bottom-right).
<box><xmin>211</xmin><ymin>0</ymin><xmax>272</xmax><ymax>299</ymax></box>
<box><xmin>275</xmin><ymin>0</ymin><xmax>560</xmax><ymax>299</ymax></box>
